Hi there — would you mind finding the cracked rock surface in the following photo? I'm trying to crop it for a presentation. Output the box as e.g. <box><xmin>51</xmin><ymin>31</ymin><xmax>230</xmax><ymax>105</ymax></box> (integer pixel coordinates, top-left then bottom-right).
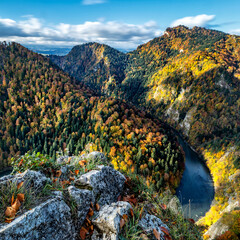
<box><xmin>0</xmin><ymin>197</ymin><xmax>76</xmax><ymax>240</ymax></box>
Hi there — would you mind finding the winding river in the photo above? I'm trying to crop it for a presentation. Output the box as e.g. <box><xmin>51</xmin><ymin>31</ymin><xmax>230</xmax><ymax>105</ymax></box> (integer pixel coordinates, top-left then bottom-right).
<box><xmin>176</xmin><ymin>134</ymin><xmax>214</xmax><ymax>220</ymax></box>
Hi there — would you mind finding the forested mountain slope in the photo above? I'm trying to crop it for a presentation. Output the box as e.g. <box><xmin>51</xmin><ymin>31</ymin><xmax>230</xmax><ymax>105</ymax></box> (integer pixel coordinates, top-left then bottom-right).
<box><xmin>0</xmin><ymin>42</ymin><xmax>184</xmax><ymax>192</ymax></box>
<box><xmin>49</xmin><ymin>26</ymin><xmax>240</xmax><ymax>232</ymax></box>
<box><xmin>49</xmin><ymin>42</ymin><xmax>127</xmax><ymax>96</ymax></box>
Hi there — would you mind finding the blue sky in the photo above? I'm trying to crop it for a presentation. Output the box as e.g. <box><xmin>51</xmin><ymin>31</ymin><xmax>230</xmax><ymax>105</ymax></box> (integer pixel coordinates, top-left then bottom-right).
<box><xmin>0</xmin><ymin>0</ymin><xmax>239</xmax><ymax>50</ymax></box>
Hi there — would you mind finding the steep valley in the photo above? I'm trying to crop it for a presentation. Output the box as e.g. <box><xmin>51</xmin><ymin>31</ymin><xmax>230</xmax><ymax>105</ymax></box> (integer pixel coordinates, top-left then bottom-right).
<box><xmin>50</xmin><ymin>26</ymin><xmax>240</xmax><ymax>237</ymax></box>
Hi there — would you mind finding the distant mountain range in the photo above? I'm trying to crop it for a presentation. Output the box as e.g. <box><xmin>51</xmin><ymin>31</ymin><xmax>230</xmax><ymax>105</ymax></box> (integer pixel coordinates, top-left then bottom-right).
<box><xmin>26</xmin><ymin>45</ymin><xmax>72</xmax><ymax>56</ymax></box>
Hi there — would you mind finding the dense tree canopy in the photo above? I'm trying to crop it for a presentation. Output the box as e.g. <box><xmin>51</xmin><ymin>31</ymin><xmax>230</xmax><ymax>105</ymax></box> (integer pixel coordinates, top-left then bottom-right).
<box><xmin>0</xmin><ymin>42</ymin><xmax>184</xmax><ymax>192</ymax></box>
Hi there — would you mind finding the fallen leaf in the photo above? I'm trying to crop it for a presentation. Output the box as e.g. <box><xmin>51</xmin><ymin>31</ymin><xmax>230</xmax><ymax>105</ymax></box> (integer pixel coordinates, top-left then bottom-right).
<box><xmin>120</xmin><ymin>218</ymin><xmax>125</xmax><ymax>229</ymax></box>
<box><xmin>79</xmin><ymin>160</ymin><xmax>86</xmax><ymax>166</ymax></box>
<box><xmin>52</xmin><ymin>178</ymin><xmax>58</xmax><ymax>183</ymax></box>
<box><xmin>160</xmin><ymin>226</ymin><xmax>170</xmax><ymax>236</ymax></box>
<box><xmin>11</xmin><ymin>194</ymin><xmax>14</xmax><ymax>205</ymax></box>
<box><xmin>139</xmin><ymin>206</ymin><xmax>144</xmax><ymax>220</ymax></box>
<box><xmin>160</xmin><ymin>204</ymin><xmax>167</xmax><ymax>210</ymax></box>
<box><xmin>153</xmin><ymin>229</ymin><xmax>161</xmax><ymax>240</ymax></box>
<box><xmin>79</xmin><ymin>227</ymin><xmax>88</xmax><ymax>240</ymax></box>
<box><xmin>122</xmin><ymin>214</ymin><xmax>128</xmax><ymax>222</ymax></box>
<box><xmin>5</xmin><ymin>216</ymin><xmax>15</xmax><ymax>223</ymax></box>
<box><xmin>95</xmin><ymin>203</ymin><xmax>100</xmax><ymax>211</ymax></box>
<box><xmin>188</xmin><ymin>218</ymin><xmax>195</xmax><ymax>224</ymax></box>
<box><xmin>122</xmin><ymin>195</ymin><xmax>137</xmax><ymax>206</ymax></box>
<box><xmin>90</xmin><ymin>202</ymin><xmax>94</xmax><ymax>208</ymax></box>
<box><xmin>55</xmin><ymin>170</ymin><xmax>62</xmax><ymax>177</ymax></box>
<box><xmin>75</xmin><ymin>170</ymin><xmax>79</xmax><ymax>175</ymax></box>
<box><xmin>17</xmin><ymin>193</ymin><xmax>25</xmax><ymax>202</ymax></box>
<box><xmin>69</xmin><ymin>176</ymin><xmax>75</xmax><ymax>181</ymax></box>
<box><xmin>88</xmin><ymin>208</ymin><xmax>94</xmax><ymax>217</ymax></box>
<box><xmin>86</xmin><ymin>217</ymin><xmax>91</xmax><ymax>226</ymax></box>
<box><xmin>130</xmin><ymin>208</ymin><xmax>134</xmax><ymax>218</ymax></box>
<box><xmin>12</xmin><ymin>199</ymin><xmax>21</xmax><ymax>211</ymax></box>
<box><xmin>17</xmin><ymin>181</ymin><xmax>24</xmax><ymax>190</ymax></box>
<box><xmin>5</xmin><ymin>207</ymin><xmax>16</xmax><ymax>218</ymax></box>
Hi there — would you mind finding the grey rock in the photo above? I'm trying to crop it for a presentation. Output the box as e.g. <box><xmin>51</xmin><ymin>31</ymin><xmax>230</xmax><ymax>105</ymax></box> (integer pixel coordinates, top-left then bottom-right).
<box><xmin>221</xmin><ymin>200</ymin><xmax>239</xmax><ymax>215</ymax></box>
<box><xmin>59</xmin><ymin>165</ymin><xmax>74</xmax><ymax>180</ymax></box>
<box><xmin>204</xmin><ymin>217</ymin><xmax>229</xmax><ymax>240</ymax></box>
<box><xmin>0</xmin><ymin>170</ymin><xmax>50</xmax><ymax>191</ymax></box>
<box><xmin>167</xmin><ymin>196</ymin><xmax>182</xmax><ymax>215</ymax></box>
<box><xmin>91</xmin><ymin>230</ymin><xmax>117</xmax><ymax>240</ymax></box>
<box><xmin>67</xmin><ymin>186</ymin><xmax>93</xmax><ymax>227</ymax></box>
<box><xmin>139</xmin><ymin>213</ymin><xmax>169</xmax><ymax>240</ymax></box>
<box><xmin>56</xmin><ymin>155</ymin><xmax>69</xmax><ymax>164</ymax></box>
<box><xmin>0</xmin><ymin>197</ymin><xmax>76</xmax><ymax>240</ymax></box>
<box><xmin>93</xmin><ymin>201</ymin><xmax>132</xmax><ymax>235</ymax></box>
<box><xmin>75</xmin><ymin>170</ymin><xmax>100</xmax><ymax>187</ymax></box>
<box><xmin>86</xmin><ymin>151</ymin><xmax>107</xmax><ymax>164</ymax></box>
<box><xmin>75</xmin><ymin>167</ymin><xmax>126</xmax><ymax>206</ymax></box>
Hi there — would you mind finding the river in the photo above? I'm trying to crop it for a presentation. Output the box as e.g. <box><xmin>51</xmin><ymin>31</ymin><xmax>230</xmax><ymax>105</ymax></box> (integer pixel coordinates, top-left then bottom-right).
<box><xmin>176</xmin><ymin>134</ymin><xmax>214</xmax><ymax>220</ymax></box>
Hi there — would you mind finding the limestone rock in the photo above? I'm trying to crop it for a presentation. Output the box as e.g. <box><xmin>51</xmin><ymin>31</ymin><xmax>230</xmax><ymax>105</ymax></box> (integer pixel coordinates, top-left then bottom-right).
<box><xmin>0</xmin><ymin>170</ymin><xmax>50</xmax><ymax>191</ymax></box>
<box><xmin>204</xmin><ymin>217</ymin><xmax>229</xmax><ymax>240</ymax></box>
<box><xmin>75</xmin><ymin>170</ymin><xmax>100</xmax><ymax>188</ymax></box>
<box><xmin>75</xmin><ymin>166</ymin><xmax>126</xmax><ymax>206</ymax></box>
<box><xmin>91</xmin><ymin>230</ymin><xmax>117</xmax><ymax>240</ymax></box>
<box><xmin>67</xmin><ymin>186</ymin><xmax>93</xmax><ymax>227</ymax></box>
<box><xmin>93</xmin><ymin>201</ymin><xmax>132</xmax><ymax>235</ymax></box>
<box><xmin>0</xmin><ymin>197</ymin><xmax>76</xmax><ymax>240</ymax></box>
<box><xmin>167</xmin><ymin>196</ymin><xmax>182</xmax><ymax>215</ymax></box>
<box><xmin>139</xmin><ymin>213</ymin><xmax>169</xmax><ymax>240</ymax></box>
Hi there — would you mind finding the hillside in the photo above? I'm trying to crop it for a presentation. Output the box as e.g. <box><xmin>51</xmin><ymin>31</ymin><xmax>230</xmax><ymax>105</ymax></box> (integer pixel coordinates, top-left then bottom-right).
<box><xmin>49</xmin><ymin>42</ymin><xmax>127</xmax><ymax>96</ymax></box>
<box><xmin>49</xmin><ymin>26</ymin><xmax>240</xmax><ymax>236</ymax></box>
<box><xmin>0</xmin><ymin>42</ymin><xmax>185</xmax><ymax>192</ymax></box>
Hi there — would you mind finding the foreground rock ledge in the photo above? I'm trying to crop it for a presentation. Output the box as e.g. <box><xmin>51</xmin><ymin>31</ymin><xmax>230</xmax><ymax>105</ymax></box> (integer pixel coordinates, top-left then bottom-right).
<box><xmin>0</xmin><ymin>197</ymin><xmax>76</xmax><ymax>240</ymax></box>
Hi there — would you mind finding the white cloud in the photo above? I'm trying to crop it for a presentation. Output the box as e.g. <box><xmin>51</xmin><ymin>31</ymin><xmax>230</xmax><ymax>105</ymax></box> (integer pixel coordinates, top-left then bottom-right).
<box><xmin>0</xmin><ymin>16</ymin><xmax>163</xmax><ymax>50</ymax></box>
<box><xmin>230</xmin><ymin>29</ymin><xmax>240</xmax><ymax>35</ymax></box>
<box><xmin>82</xmin><ymin>0</ymin><xmax>106</xmax><ymax>5</ymax></box>
<box><xmin>171</xmin><ymin>14</ymin><xmax>215</xmax><ymax>28</ymax></box>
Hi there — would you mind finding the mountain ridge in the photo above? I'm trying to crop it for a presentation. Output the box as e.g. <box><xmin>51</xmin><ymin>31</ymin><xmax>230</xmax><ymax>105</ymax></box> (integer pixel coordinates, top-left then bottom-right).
<box><xmin>49</xmin><ymin>25</ymin><xmax>240</xmax><ymax>235</ymax></box>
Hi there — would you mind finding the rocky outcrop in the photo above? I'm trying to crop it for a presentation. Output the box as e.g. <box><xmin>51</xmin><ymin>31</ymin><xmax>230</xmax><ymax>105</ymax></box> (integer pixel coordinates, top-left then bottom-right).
<box><xmin>167</xmin><ymin>196</ymin><xmax>182</xmax><ymax>215</ymax></box>
<box><xmin>75</xmin><ymin>166</ymin><xmax>126</xmax><ymax>206</ymax></box>
<box><xmin>204</xmin><ymin>217</ymin><xmax>230</xmax><ymax>240</ymax></box>
<box><xmin>0</xmin><ymin>152</ymin><xmax>172</xmax><ymax>240</ymax></box>
<box><xmin>67</xmin><ymin>186</ymin><xmax>93</xmax><ymax>228</ymax></box>
<box><xmin>0</xmin><ymin>197</ymin><xmax>76</xmax><ymax>240</ymax></box>
<box><xmin>139</xmin><ymin>213</ymin><xmax>170</xmax><ymax>240</ymax></box>
<box><xmin>0</xmin><ymin>169</ymin><xmax>50</xmax><ymax>191</ymax></box>
<box><xmin>93</xmin><ymin>201</ymin><xmax>132</xmax><ymax>239</ymax></box>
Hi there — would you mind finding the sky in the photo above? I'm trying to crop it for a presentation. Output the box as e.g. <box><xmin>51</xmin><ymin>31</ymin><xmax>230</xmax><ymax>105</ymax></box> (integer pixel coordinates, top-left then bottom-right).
<box><xmin>0</xmin><ymin>0</ymin><xmax>240</xmax><ymax>50</ymax></box>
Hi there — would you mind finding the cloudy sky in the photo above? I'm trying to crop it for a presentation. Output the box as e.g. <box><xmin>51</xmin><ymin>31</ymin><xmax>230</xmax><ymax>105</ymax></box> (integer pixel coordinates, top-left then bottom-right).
<box><xmin>0</xmin><ymin>0</ymin><xmax>239</xmax><ymax>50</ymax></box>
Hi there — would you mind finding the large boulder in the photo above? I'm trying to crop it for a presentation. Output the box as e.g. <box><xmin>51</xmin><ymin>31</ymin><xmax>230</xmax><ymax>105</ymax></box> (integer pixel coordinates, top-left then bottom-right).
<box><xmin>139</xmin><ymin>213</ymin><xmax>170</xmax><ymax>240</ymax></box>
<box><xmin>75</xmin><ymin>166</ymin><xmax>126</xmax><ymax>206</ymax></box>
<box><xmin>0</xmin><ymin>170</ymin><xmax>50</xmax><ymax>191</ymax></box>
<box><xmin>0</xmin><ymin>196</ymin><xmax>76</xmax><ymax>240</ymax></box>
<box><xmin>92</xmin><ymin>201</ymin><xmax>132</xmax><ymax>239</ymax></box>
<box><xmin>67</xmin><ymin>186</ymin><xmax>93</xmax><ymax>228</ymax></box>
<box><xmin>167</xmin><ymin>196</ymin><xmax>182</xmax><ymax>215</ymax></box>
